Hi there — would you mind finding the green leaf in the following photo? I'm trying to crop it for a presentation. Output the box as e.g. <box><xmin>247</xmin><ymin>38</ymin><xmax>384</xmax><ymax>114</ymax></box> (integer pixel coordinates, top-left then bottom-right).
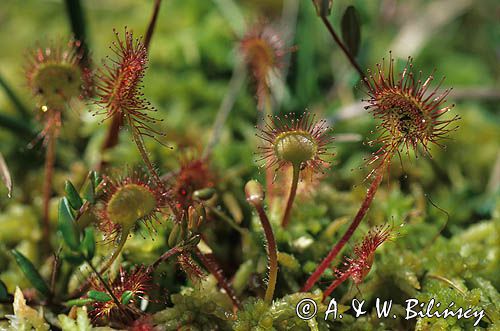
<box><xmin>80</xmin><ymin>227</ymin><xmax>95</xmax><ymax>260</ymax></box>
<box><xmin>0</xmin><ymin>111</ymin><xmax>36</xmax><ymax>138</ymax></box>
<box><xmin>64</xmin><ymin>0</ymin><xmax>89</xmax><ymax>67</ymax></box>
<box><xmin>120</xmin><ymin>290</ymin><xmax>134</xmax><ymax>305</ymax></box>
<box><xmin>62</xmin><ymin>253</ymin><xmax>85</xmax><ymax>265</ymax></box>
<box><xmin>87</xmin><ymin>290</ymin><xmax>112</xmax><ymax>302</ymax></box>
<box><xmin>341</xmin><ymin>6</ymin><xmax>361</xmax><ymax>57</ymax></box>
<box><xmin>65</xmin><ymin>298</ymin><xmax>94</xmax><ymax>307</ymax></box>
<box><xmin>82</xmin><ymin>172</ymin><xmax>96</xmax><ymax>204</ymax></box>
<box><xmin>11</xmin><ymin>250</ymin><xmax>51</xmax><ymax>297</ymax></box>
<box><xmin>58</xmin><ymin>197</ymin><xmax>80</xmax><ymax>251</ymax></box>
<box><xmin>65</xmin><ymin>180</ymin><xmax>83</xmax><ymax>210</ymax></box>
<box><xmin>0</xmin><ymin>73</ymin><xmax>30</xmax><ymax>118</ymax></box>
<box><xmin>0</xmin><ymin>152</ymin><xmax>12</xmax><ymax>198</ymax></box>
<box><xmin>90</xmin><ymin>171</ymin><xmax>100</xmax><ymax>188</ymax></box>
<box><xmin>0</xmin><ymin>279</ymin><xmax>9</xmax><ymax>300</ymax></box>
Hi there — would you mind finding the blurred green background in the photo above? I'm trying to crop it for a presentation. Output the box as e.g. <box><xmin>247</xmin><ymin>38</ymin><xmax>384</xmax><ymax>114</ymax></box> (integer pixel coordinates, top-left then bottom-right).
<box><xmin>0</xmin><ymin>0</ymin><xmax>499</xmax><ymax>329</ymax></box>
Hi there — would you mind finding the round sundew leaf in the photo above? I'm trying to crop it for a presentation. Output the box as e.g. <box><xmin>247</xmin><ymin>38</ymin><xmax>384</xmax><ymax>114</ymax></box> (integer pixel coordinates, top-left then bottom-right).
<box><xmin>106</xmin><ymin>183</ymin><xmax>156</xmax><ymax>229</ymax></box>
<box><xmin>32</xmin><ymin>63</ymin><xmax>82</xmax><ymax>110</ymax></box>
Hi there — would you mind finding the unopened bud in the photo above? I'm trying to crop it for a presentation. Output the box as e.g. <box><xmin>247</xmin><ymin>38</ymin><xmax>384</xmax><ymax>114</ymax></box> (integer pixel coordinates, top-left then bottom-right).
<box><xmin>245</xmin><ymin>180</ymin><xmax>265</xmax><ymax>207</ymax></box>
<box><xmin>193</xmin><ymin>188</ymin><xmax>215</xmax><ymax>201</ymax></box>
<box><xmin>312</xmin><ymin>0</ymin><xmax>333</xmax><ymax>17</ymax></box>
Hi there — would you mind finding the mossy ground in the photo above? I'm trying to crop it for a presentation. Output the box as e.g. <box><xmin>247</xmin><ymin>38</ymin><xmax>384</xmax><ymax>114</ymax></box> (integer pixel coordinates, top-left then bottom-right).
<box><xmin>0</xmin><ymin>0</ymin><xmax>498</xmax><ymax>330</ymax></box>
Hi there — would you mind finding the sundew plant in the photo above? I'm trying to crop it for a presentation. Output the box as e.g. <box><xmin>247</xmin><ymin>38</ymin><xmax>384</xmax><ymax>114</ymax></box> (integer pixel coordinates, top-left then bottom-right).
<box><xmin>0</xmin><ymin>0</ymin><xmax>499</xmax><ymax>330</ymax></box>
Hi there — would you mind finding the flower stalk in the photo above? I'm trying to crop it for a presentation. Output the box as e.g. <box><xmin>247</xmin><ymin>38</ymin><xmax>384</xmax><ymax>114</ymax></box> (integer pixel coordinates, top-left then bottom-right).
<box><xmin>301</xmin><ymin>159</ymin><xmax>388</xmax><ymax>292</ymax></box>
<box><xmin>281</xmin><ymin>164</ymin><xmax>300</xmax><ymax>228</ymax></box>
<box><xmin>245</xmin><ymin>180</ymin><xmax>278</xmax><ymax>304</ymax></box>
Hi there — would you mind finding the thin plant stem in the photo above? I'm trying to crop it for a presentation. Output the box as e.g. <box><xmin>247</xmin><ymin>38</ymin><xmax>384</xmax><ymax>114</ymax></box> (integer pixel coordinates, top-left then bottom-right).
<box><xmin>144</xmin><ymin>0</ymin><xmax>162</xmax><ymax>51</ymax></box>
<box><xmin>50</xmin><ymin>246</ymin><xmax>63</xmax><ymax>294</ymax></box>
<box><xmin>254</xmin><ymin>204</ymin><xmax>278</xmax><ymax>304</ymax></box>
<box><xmin>319</xmin><ymin>16</ymin><xmax>365</xmax><ymax>80</ymax></box>
<box><xmin>148</xmin><ymin>246</ymin><xmax>183</xmax><ymax>271</ymax></box>
<box><xmin>322</xmin><ymin>271</ymin><xmax>350</xmax><ymax>302</ymax></box>
<box><xmin>203</xmin><ymin>59</ymin><xmax>246</xmax><ymax>159</ymax></box>
<box><xmin>281</xmin><ymin>165</ymin><xmax>300</xmax><ymax>228</ymax></box>
<box><xmin>127</xmin><ymin>114</ymin><xmax>162</xmax><ymax>186</ymax></box>
<box><xmin>85</xmin><ymin>258</ymin><xmax>133</xmax><ymax>320</ymax></box>
<box><xmin>301</xmin><ymin>160</ymin><xmax>389</xmax><ymax>292</ymax></box>
<box><xmin>42</xmin><ymin>124</ymin><xmax>57</xmax><ymax>251</ymax></box>
<box><xmin>98</xmin><ymin>229</ymin><xmax>130</xmax><ymax>275</ymax></box>
<box><xmin>97</xmin><ymin>113</ymin><xmax>122</xmax><ymax>171</ymax></box>
<box><xmin>194</xmin><ymin>247</ymin><xmax>241</xmax><ymax>309</ymax></box>
<box><xmin>208</xmin><ymin>205</ymin><xmax>247</xmax><ymax>236</ymax></box>
<box><xmin>260</xmin><ymin>91</ymin><xmax>277</xmax><ymax>202</ymax></box>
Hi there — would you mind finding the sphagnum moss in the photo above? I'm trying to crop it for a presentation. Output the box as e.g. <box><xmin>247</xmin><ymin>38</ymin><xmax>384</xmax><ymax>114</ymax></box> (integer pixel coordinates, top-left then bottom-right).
<box><xmin>3</xmin><ymin>1</ymin><xmax>496</xmax><ymax>330</ymax></box>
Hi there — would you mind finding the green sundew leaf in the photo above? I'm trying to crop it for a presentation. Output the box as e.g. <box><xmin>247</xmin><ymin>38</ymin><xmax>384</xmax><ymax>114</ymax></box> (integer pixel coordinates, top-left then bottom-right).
<box><xmin>341</xmin><ymin>6</ymin><xmax>361</xmax><ymax>57</ymax></box>
<box><xmin>312</xmin><ymin>0</ymin><xmax>333</xmax><ymax>17</ymax></box>
<box><xmin>80</xmin><ymin>227</ymin><xmax>95</xmax><ymax>260</ymax></box>
<box><xmin>64</xmin><ymin>180</ymin><xmax>83</xmax><ymax>210</ymax></box>
<box><xmin>11</xmin><ymin>250</ymin><xmax>51</xmax><ymax>297</ymax></box>
<box><xmin>0</xmin><ymin>152</ymin><xmax>12</xmax><ymax>198</ymax></box>
<box><xmin>120</xmin><ymin>290</ymin><xmax>134</xmax><ymax>305</ymax></box>
<box><xmin>58</xmin><ymin>197</ymin><xmax>80</xmax><ymax>251</ymax></box>
<box><xmin>88</xmin><ymin>290</ymin><xmax>112</xmax><ymax>302</ymax></box>
<box><xmin>0</xmin><ymin>279</ymin><xmax>9</xmax><ymax>300</ymax></box>
<box><xmin>65</xmin><ymin>298</ymin><xmax>94</xmax><ymax>307</ymax></box>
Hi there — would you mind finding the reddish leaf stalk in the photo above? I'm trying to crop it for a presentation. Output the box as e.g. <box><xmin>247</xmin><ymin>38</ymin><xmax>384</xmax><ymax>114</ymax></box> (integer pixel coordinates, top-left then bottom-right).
<box><xmin>144</xmin><ymin>0</ymin><xmax>162</xmax><ymax>50</ymax></box>
<box><xmin>322</xmin><ymin>271</ymin><xmax>350</xmax><ymax>301</ymax></box>
<box><xmin>194</xmin><ymin>247</ymin><xmax>241</xmax><ymax>309</ymax></box>
<box><xmin>148</xmin><ymin>246</ymin><xmax>183</xmax><ymax>271</ymax></box>
<box><xmin>254</xmin><ymin>203</ymin><xmax>278</xmax><ymax>304</ymax></box>
<box><xmin>320</xmin><ymin>16</ymin><xmax>366</xmax><ymax>82</ymax></box>
<box><xmin>301</xmin><ymin>160</ymin><xmax>388</xmax><ymax>292</ymax></box>
<box><xmin>97</xmin><ymin>114</ymin><xmax>122</xmax><ymax>171</ymax></box>
<box><xmin>281</xmin><ymin>165</ymin><xmax>299</xmax><ymax>228</ymax></box>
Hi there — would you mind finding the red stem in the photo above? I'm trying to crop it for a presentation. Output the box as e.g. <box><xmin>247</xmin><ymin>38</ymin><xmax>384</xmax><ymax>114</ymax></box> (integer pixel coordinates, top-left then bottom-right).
<box><xmin>322</xmin><ymin>271</ymin><xmax>351</xmax><ymax>302</ymax></box>
<box><xmin>255</xmin><ymin>204</ymin><xmax>278</xmax><ymax>304</ymax></box>
<box><xmin>97</xmin><ymin>113</ymin><xmax>122</xmax><ymax>171</ymax></box>
<box><xmin>281</xmin><ymin>165</ymin><xmax>300</xmax><ymax>228</ymax></box>
<box><xmin>301</xmin><ymin>162</ymin><xmax>388</xmax><ymax>292</ymax></box>
<box><xmin>144</xmin><ymin>0</ymin><xmax>162</xmax><ymax>51</ymax></box>
<box><xmin>320</xmin><ymin>16</ymin><xmax>366</xmax><ymax>81</ymax></box>
<box><xmin>194</xmin><ymin>247</ymin><xmax>241</xmax><ymax>309</ymax></box>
